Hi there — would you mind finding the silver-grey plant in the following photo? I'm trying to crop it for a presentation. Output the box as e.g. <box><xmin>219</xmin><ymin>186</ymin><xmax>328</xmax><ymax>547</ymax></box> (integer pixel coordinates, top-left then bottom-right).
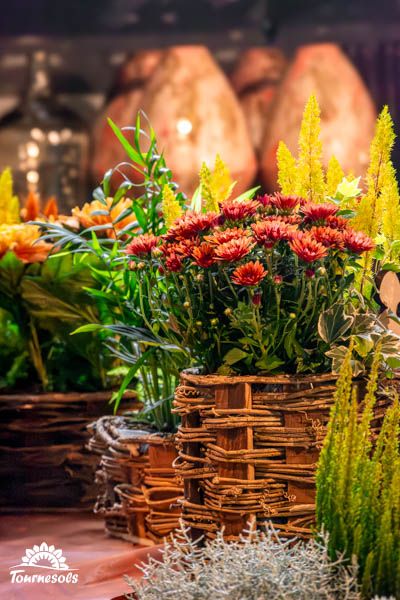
<box><xmin>126</xmin><ymin>523</ymin><xmax>360</xmax><ymax>600</ymax></box>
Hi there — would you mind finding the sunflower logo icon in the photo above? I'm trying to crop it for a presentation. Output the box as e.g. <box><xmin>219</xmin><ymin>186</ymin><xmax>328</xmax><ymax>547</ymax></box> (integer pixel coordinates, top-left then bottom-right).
<box><xmin>17</xmin><ymin>542</ymin><xmax>69</xmax><ymax>570</ymax></box>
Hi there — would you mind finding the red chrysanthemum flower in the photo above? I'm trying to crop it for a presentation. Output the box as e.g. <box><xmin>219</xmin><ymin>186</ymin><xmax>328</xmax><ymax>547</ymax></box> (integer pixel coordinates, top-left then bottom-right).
<box><xmin>301</xmin><ymin>202</ymin><xmax>339</xmax><ymax>222</ymax></box>
<box><xmin>231</xmin><ymin>260</ymin><xmax>267</xmax><ymax>286</ymax></box>
<box><xmin>205</xmin><ymin>227</ymin><xmax>250</xmax><ymax>246</ymax></box>
<box><xmin>251</xmin><ymin>219</ymin><xmax>297</xmax><ymax>248</ymax></box>
<box><xmin>164</xmin><ymin>211</ymin><xmax>218</xmax><ymax>240</ymax></box>
<box><xmin>311</xmin><ymin>226</ymin><xmax>344</xmax><ymax>249</ymax></box>
<box><xmin>256</xmin><ymin>194</ymin><xmax>274</xmax><ymax>207</ymax></box>
<box><xmin>325</xmin><ymin>215</ymin><xmax>350</xmax><ymax>230</ymax></box>
<box><xmin>289</xmin><ymin>233</ymin><xmax>328</xmax><ymax>263</ymax></box>
<box><xmin>343</xmin><ymin>230</ymin><xmax>375</xmax><ymax>254</ymax></box>
<box><xmin>125</xmin><ymin>233</ymin><xmax>159</xmax><ymax>256</ymax></box>
<box><xmin>215</xmin><ymin>237</ymin><xmax>254</xmax><ymax>261</ymax></box>
<box><xmin>270</xmin><ymin>193</ymin><xmax>302</xmax><ymax>212</ymax></box>
<box><xmin>192</xmin><ymin>242</ymin><xmax>215</xmax><ymax>267</ymax></box>
<box><xmin>164</xmin><ymin>252</ymin><xmax>183</xmax><ymax>272</ymax></box>
<box><xmin>220</xmin><ymin>199</ymin><xmax>260</xmax><ymax>221</ymax></box>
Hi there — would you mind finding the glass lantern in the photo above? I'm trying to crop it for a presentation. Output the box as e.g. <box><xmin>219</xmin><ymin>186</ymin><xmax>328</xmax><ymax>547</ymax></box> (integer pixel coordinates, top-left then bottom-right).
<box><xmin>0</xmin><ymin>51</ymin><xmax>89</xmax><ymax>212</ymax></box>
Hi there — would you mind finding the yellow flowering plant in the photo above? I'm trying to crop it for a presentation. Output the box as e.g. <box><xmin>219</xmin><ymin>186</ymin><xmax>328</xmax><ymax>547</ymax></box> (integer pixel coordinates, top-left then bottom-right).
<box><xmin>0</xmin><ymin>170</ymin><xmax>116</xmax><ymax>392</ymax></box>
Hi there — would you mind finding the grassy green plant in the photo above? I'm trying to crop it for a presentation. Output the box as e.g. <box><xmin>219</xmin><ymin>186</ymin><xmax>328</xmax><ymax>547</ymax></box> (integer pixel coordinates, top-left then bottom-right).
<box><xmin>40</xmin><ymin>113</ymin><xmax>186</xmax><ymax>429</ymax></box>
<box><xmin>316</xmin><ymin>348</ymin><xmax>400</xmax><ymax>598</ymax></box>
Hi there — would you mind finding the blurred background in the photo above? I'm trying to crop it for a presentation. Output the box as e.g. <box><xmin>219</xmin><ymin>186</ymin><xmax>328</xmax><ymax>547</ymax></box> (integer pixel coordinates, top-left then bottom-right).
<box><xmin>0</xmin><ymin>0</ymin><xmax>398</xmax><ymax>211</ymax></box>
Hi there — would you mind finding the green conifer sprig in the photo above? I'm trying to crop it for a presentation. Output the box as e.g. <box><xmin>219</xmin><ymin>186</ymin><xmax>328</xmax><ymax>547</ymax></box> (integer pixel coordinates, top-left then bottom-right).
<box><xmin>316</xmin><ymin>347</ymin><xmax>400</xmax><ymax>598</ymax></box>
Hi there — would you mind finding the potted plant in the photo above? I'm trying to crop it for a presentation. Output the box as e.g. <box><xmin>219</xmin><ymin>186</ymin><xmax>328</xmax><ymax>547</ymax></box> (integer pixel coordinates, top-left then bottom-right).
<box><xmin>123</xmin><ymin>97</ymin><xmax>400</xmax><ymax>540</ymax></box>
<box><xmin>0</xmin><ymin>170</ymin><xmax>137</xmax><ymax>511</ymax></box>
<box><xmin>41</xmin><ymin>115</ymin><xmax>186</xmax><ymax>541</ymax></box>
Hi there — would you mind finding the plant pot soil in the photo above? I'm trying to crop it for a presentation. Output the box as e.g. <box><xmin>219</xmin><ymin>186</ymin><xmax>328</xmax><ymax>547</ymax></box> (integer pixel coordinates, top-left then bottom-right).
<box><xmin>173</xmin><ymin>369</ymin><xmax>393</xmax><ymax>541</ymax></box>
<box><xmin>0</xmin><ymin>390</ymin><xmax>137</xmax><ymax>511</ymax></box>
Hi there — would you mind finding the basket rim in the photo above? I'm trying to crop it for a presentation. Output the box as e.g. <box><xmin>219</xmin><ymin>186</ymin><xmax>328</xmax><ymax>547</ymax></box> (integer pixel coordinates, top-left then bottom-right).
<box><xmin>179</xmin><ymin>367</ymin><xmax>338</xmax><ymax>386</ymax></box>
<box><xmin>0</xmin><ymin>389</ymin><xmax>137</xmax><ymax>405</ymax></box>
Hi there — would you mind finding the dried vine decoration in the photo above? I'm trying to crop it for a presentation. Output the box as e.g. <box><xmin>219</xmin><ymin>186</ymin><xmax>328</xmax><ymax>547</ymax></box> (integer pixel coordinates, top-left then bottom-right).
<box><xmin>173</xmin><ymin>370</ymin><xmax>392</xmax><ymax>542</ymax></box>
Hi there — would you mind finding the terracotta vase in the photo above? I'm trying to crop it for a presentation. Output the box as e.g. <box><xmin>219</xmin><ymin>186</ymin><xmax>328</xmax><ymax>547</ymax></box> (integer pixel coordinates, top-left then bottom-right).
<box><xmin>138</xmin><ymin>45</ymin><xmax>257</xmax><ymax>197</ymax></box>
<box><xmin>260</xmin><ymin>43</ymin><xmax>376</xmax><ymax>191</ymax></box>
<box><xmin>231</xmin><ymin>48</ymin><xmax>287</xmax><ymax>155</ymax></box>
<box><xmin>92</xmin><ymin>50</ymin><xmax>164</xmax><ymax>184</ymax></box>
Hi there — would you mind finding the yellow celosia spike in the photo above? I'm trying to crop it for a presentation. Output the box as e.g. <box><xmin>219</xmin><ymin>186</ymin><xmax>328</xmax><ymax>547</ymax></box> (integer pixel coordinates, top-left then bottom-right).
<box><xmin>210</xmin><ymin>154</ymin><xmax>235</xmax><ymax>205</ymax></box>
<box><xmin>199</xmin><ymin>162</ymin><xmax>216</xmax><ymax>212</ymax></box>
<box><xmin>277</xmin><ymin>141</ymin><xmax>297</xmax><ymax>195</ymax></box>
<box><xmin>326</xmin><ymin>155</ymin><xmax>345</xmax><ymax>197</ymax></box>
<box><xmin>200</xmin><ymin>155</ymin><xmax>235</xmax><ymax>213</ymax></box>
<box><xmin>162</xmin><ymin>184</ymin><xmax>182</xmax><ymax>229</ymax></box>
<box><xmin>353</xmin><ymin>106</ymin><xmax>395</xmax><ymax>237</ymax></box>
<box><xmin>381</xmin><ymin>163</ymin><xmax>400</xmax><ymax>261</ymax></box>
<box><xmin>0</xmin><ymin>168</ymin><xmax>20</xmax><ymax>224</ymax></box>
<box><xmin>295</xmin><ymin>93</ymin><xmax>325</xmax><ymax>202</ymax></box>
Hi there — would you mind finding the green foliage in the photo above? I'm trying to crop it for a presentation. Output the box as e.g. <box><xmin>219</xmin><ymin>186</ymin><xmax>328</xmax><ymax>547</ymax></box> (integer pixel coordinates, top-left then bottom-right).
<box><xmin>0</xmin><ymin>308</ymin><xmax>29</xmax><ymax>389</ymax></box>
<box><xmin>41</xmin><ymin>113</ymin><xmax>185</xmax><ymax>430</ymax></box>
<box><xmin>316</xmin><ymin>348</ymin><xmax>400</xmax><ymax>598</ymax></box>
<box><xmin>0</xmin><ymin>251</ymin><xmax>116</xmax><ymax>392</ymax></box>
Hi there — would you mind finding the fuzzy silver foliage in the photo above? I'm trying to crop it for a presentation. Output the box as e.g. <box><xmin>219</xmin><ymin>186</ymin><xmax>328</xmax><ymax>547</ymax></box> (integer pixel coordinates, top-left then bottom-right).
<box><xmin>126</xmin><ymin>523</ymin><xmax>360</xmax><ymax>600</ymax></box>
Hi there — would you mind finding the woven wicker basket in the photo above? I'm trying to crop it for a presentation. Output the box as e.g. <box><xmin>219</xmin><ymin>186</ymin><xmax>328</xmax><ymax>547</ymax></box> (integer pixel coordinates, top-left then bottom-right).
<box><xmin>0</xmin><ymin>390</ymin><xmax>136</xmax><ymax>511</ymax></box>
<box><xmin>89</xmin><ymin>416</ymin><xmax>183</xmax><ymax>543</ymax></box>
<box><xmin>173</xmin><ymin>370</ymin><xmax>391</xmax><ymax>541</ymax></box>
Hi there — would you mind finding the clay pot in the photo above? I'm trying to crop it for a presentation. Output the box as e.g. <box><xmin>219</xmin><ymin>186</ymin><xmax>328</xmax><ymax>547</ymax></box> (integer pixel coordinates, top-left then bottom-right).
<box><xmin>231</xmin><ymin>48</ymin><xmax>287</xmax><ymax>155</ymax></box>
<box><xmin>92</xmin><ymin>50</ymin><xmax>164</xmax><ymax>184</ymax></box>
<box><xmin>139</xmin><ymin>45</ymin><xmax>257</xmax><ymax>197</ymax></box>
<box><xmin>260</xmin><ymin>43</ymin><xmax>376</xmax><ymax>191</ymax></box>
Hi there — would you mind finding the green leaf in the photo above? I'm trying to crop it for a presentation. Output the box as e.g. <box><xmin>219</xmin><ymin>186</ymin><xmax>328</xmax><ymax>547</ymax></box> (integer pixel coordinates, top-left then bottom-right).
<box><xmin>107</xmin><ymin>118</ymin><xmax>145</xmax><ymax>166</ymax></box>
<box><xmin>232</xmin><ymin>186</ymin><xmax>260</xmax><ymax>203</ymax></box>
<box><xmin>190</xmin><ymin>184</ymin><xmax>202</xmax><ymax>212</ymax></box>
<box><xmin>223</xmin><ymin>347</ymin><xmax>249</xmax><ymax>365</ymax></box>
<box><xmin>255</xmin><ymin>354</ymin><xmax>284</xmax><ymax>372</ymax></box>
<box><xmin>318</xmin><ymin>304</ymin><xmax>353</xmax><ymax>344</ymax></box>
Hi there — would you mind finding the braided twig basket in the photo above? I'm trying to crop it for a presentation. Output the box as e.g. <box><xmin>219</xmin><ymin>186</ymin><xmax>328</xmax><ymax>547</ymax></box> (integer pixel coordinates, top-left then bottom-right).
<box><xmin>173</xmin><ymin>370</ymin><xmax>391</xmax><ymax>541</ymax></box>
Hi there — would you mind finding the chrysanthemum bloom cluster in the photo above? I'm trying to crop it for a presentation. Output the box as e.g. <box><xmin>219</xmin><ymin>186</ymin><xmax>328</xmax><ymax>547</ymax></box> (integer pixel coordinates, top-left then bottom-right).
<box><xmin>0</xmin><ymin>224</ymin><xmax>53</xmax><ymax>263</ymax></box>
<box><xmin>126</xmin><ymin>195</ymin><xmax>374</xmax><ymax>374</ymax></box>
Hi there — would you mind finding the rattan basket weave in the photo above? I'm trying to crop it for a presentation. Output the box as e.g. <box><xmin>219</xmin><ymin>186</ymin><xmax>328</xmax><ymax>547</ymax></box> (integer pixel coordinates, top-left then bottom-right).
<box><xmin>173</xmin><ymin>370</ymin><xmax>391</xmax><ymax>541</ymax></box>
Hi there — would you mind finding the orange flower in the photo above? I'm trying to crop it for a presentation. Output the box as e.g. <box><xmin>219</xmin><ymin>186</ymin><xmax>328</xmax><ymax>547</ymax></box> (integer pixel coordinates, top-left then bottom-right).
<box><xmin>215</xmin><ymin>237</ymin><xmax>254</xmax><ymax>262</ymax></box>
<box><xmin>231</xmin><ymin>260</ymin><xmax>267</xmax><ymax>286</ymax></box>
<box><xmin>270</xmin><ymin>193</ymin><xmax>301</xmax><ymax>212</ymax></box>
<box><xmin>43</xmin><ymin>196</ymin><xmax>59</xmax><ymax>220</ymax></box>
<box><xmin>311</xmin><ymin>226</ymin><xmax>344</xmax><ymax>249</ymax></box>
<box><xmin>164</xmin><ymin>211</ymin><xmax>218</xmax><ymax>240</ymax></box>
<box><xmin>301</xmin><ymin>202</ymin><xmax>339</xmax><ymax>222</ymax></box>
<box><xmin>251</xmin><ymin>220</ymin><xmax>297</xmax><ymax>248</ymax></box>
<box><xmin>343</xmin><ymin>230</ymin><xmax>375</xmax><ymax>254</ymax></box>
<box><xmin>72</xmin><ymin>197</ymin><xmax>136</xmax><ymax>238</ymax></box>
<box><xmin>192</xmin><ymin>242</ymin><xmax>215</xmax><ymax>267</ymax></box>
<box><xmin>289</xmin><ymin>233</ymin><xmax>328</xmax><ymax>263</ymax></box>
<box><xmin>325</xmin><ymin>215</ymin><xmax>350</xmax><ymax>230</ymax></box>
<box><xmin>125</xmin><ymin>233</ymin><xmax>159</xmax><ymax>257</ymax></box>
<box><xmin>0</xmin><ymin>224</ymin><xmax>52</xmax><ymax>263</ymax></box>
<box><xmin>205</xmin><ymin>227</ymin><xmax>250</xmax><ymax>245</ymax></box>
<box><xmin>21</xmin><ymin>191</ymin><xmax>40</xmax><ymax>222</ymax></box>
<box><xmin>164</xmin><ymin>252</ymin><xmax>183</xmax><ymax>272</ymax></box>
<box><xmin>220</xmin><ymin>199</ymin><xmax>259</xmax><ymax>221</ymax></box>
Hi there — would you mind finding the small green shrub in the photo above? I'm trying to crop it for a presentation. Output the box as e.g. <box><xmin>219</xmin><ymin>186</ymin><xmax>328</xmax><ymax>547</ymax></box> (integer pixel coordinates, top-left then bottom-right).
<box><xmin>316</xmin><ymin>347</ymin><xmax>400</xmax><ymax>598</ymax></box>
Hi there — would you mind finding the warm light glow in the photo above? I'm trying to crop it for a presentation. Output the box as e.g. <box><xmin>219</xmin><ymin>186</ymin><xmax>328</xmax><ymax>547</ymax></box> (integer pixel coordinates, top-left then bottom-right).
<box><xmin>48</xmin><ymin>130</ymin><xmax>61</xmax><ymax>145</ymax></box>
<box><xmin>176</xmin><ymin>118</ymin><xmax>193</xmax><ymax>137</ymax></box>
<box><xmin>26</xmin><ymin>170</ymin><xmax>39</xmax><ymax>184</ymax></box>
<box><xmin>26</xmin><ymin>141</ymin><xmax>40</xmax><ymax>158</ymax></box>
<box><xmin>31</xmin><ymin>128</ymin><xmax>45</xmax><ymax>141</ymax></box>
